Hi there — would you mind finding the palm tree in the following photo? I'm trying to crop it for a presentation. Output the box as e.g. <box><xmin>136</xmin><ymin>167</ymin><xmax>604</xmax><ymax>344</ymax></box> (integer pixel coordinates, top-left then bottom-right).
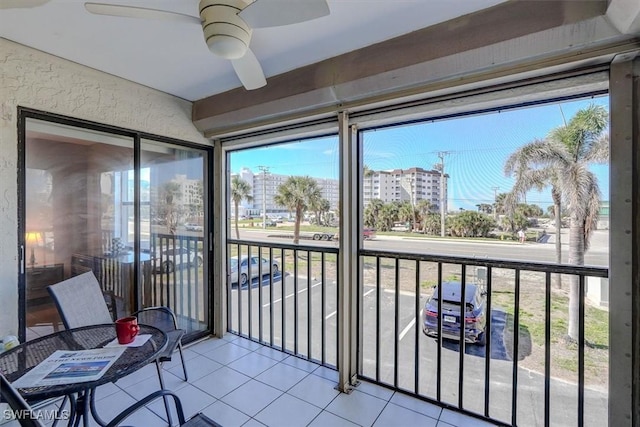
<box><xmin>159</xmin><ymin>182</ymin><xmax>182</xmax><ymax>235</ymax></box>
<box><xmin>504</xmin><ymin>104</ymin><xmax>608</xmax><ymax>341</ymax></box>
<box><xmin>476</xmin><ymin>203</ymin><xmax>493</xmax><ymax>215</ymax></box>
<box><xmin>378</xmin><ymin>203</ymin><xmax>398</xmax><ymax>231</ymax></box>
<box><xmin>364</xmin><ymin>199</ymin><xmax>384</xmax><ymax>228</ymax></box>
<box><xmin>493</xmin><ymin>192</ymin><xmax>510</xmax><ymax>217</ymax></box>
<box><xmin>416</xmin><ymin>199</ymin><xmax>432</xmax><ymax>233</ymax></box>
<box><xmin>310</xmin><ymin>197</ymin><xmax>330</xmax><ymax>226</ymax></box>
<box><xmin>318</xmin><ymin>198</ymin><xmax>331</xmax><ymax>225</ymax></box>
<box><xmin>230</xmin><ymin>176</ymin><xmax>253</xmax><ymax>240</ymax></box>
<box><xmin>397</xmin><ymin>201</ymin><xmax>414</xmax><ymax>225</ymax></box>
<box><xmin>274</xmin><ymin>176</ymin><xmax>321</xmax><ymax>244</ymax></box>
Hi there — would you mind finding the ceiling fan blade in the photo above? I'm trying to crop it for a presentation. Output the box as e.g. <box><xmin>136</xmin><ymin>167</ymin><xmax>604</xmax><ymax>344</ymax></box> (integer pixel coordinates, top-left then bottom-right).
<box><xmin>1</xmin><ymin>0</ymin><xmax>49</xmax><ymax>9</ymax></box>
<box><xmin>239</xmin><ymin>0</ymin><xmax>329</xmax><ymax>29</ymax></box>
<box><xmin>231</xmin><ymin>49</ymin><xmax>266</xmax><ymax>90</ymax></box>
<box><xmin>84</xmin><ymin>2</ymin><xmax>201</xmax><ymax>25</ymax></box>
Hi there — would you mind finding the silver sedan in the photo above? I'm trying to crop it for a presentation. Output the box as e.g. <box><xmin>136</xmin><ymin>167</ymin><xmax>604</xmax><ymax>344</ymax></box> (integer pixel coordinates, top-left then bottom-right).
<box><xmin>229</xmin><ymin>256</ymin><xmax>280</xmax><ymax>286</ymax></box>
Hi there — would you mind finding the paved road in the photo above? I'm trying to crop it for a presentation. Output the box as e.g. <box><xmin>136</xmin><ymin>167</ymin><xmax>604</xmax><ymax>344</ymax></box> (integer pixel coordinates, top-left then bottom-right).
<box><xmin>228</xmin><ymin>274</ymin><xmax>607</xmax><ymax>427</ymax></box>
<box><xmin>237</xmin><ymin>229</ymin><xmax>609</xmax><ymax>267</ymax></box>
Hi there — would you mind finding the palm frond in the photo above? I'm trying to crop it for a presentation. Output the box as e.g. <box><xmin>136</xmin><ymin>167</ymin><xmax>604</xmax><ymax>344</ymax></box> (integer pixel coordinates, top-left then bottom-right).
<box><xmin>583</xmin><ymin>133</ymin><xmax>609</xmax><ymax>164</ymax></box>
<box><xmin>555</xmin><ymin>104</ymin><xmax>608</xmax><ymax>160</ymax></box>
<box><xmin>558</xmin><ymin>163</ymin><xmax>600</xmax><ymax>224</ymax></box>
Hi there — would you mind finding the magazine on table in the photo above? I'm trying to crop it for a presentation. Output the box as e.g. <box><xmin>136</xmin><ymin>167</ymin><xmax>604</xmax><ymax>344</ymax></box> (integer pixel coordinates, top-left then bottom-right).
<box><xmin>12</xmin><ymin>347</ymin><xmax>126</xmax><ymax>388</ymax></box>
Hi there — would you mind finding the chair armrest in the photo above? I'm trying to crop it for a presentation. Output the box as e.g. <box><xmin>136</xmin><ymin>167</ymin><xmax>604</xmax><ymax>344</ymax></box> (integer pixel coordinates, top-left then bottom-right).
<box><xmin>104</xmin><ymin>389</ymin><xmax>186</xmax><ymax>427</ymax></box>
<box><xmin>132</xmin><ymin>306</ymin><xmax>179</xmax><ymax>329</ymax></box>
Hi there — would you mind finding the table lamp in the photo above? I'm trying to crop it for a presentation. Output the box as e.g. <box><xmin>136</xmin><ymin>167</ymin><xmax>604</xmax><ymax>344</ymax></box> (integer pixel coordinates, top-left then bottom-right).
<box><xmin>25</xmin><ymin>231</ymin><xmax>40</xmax><ymax>268</ymax></box>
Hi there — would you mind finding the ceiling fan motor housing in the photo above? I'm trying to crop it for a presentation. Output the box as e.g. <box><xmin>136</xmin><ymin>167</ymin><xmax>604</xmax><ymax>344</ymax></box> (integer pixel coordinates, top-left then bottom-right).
<box><xmin>199</xmin><ymin>0</ymin><xmax>252</xmax><ymax>60</ymax></box>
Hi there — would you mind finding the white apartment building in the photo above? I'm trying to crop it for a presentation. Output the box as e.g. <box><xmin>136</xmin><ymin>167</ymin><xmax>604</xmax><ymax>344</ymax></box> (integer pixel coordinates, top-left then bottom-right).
<box><xmin>232</xmin><ymin>168</ymin><xmax>340</xmax><ymax>217</ymax></box>
<box><xmin>363</xmin><ymin>167</ymin><xmax>447</xmax><ymax>212</ymax></box>
<box><xmin>172</xmin><ymin>174</ymin><xmax>204</xmax><ymax>210</ymax></box>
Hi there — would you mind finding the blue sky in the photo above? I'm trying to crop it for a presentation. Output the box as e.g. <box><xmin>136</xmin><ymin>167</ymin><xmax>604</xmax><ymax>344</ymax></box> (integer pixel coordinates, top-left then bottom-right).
<box><xmin>229</xmin><ymin>95</ymin><xmax>609</xmax><ymax>211</ymax></box>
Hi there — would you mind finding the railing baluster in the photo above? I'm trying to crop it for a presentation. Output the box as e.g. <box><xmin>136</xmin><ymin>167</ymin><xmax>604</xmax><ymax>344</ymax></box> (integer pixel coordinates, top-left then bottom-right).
<box><xmin>511</xmin><ymin>269</ymin><xmax>521</xmax><ymax>427</ymax></box>
<box><xmin>484</xmin><ymin>266</ymin><xmax>493</xmax><ymax>418</ymax></box>
<box><xmin>578</xmin><ymin>274</ymin><xmax>585</xmax><ymax>427</ymax></box>
<box><xmin>258</xmin><ymin>246</ymin><xmax>263</xmax><ymax>343</ymax></box>
<box><xmin>281</xmin><ymin>248</ymin><xmax>286</xmax><ymax>352</ymax></box>
<box><xmin>307</xmin><ymin>250</ymin><xmax>312</xmax><ymax>359</ymax></box>
<box><xmin>414</xmin><ymin>259</ymin><xmax>420</xmax><ymax>395</ymax></box>
<box><xmin>459</xmin><ymin>264</ymin><xmax>466</xmax><ymax>409</ymax></box>
<box><xmin>544</xmin><ymin>271</ymin><xmax>551</xmax><ymax>427</ymax></box>
<box><xmin>436</xmin><ymin>262</ymin><xmax>442</xmax><ymax>402</ymax></box>
<box><xmin>336</xmin><ymin>256</ymin><xmax>339</xmax><ymax>367</ymax></box>
<box><xmin>237</xmin><ymin>244</ymin><xmax>243</xmax><ymax>336</ymax></box>
<box><xmin>294</xmin><ymin>248</ymin><xmax>299</xmax><ymax>356</ymax></box>
<box><xmin>376</xmin><ymin>256</ymin><xmax>381</xmax><ymax>383</ymax></box>
<box><xmin>321</xmin><ymin>252</ymin><xmax>326</xmax><ymax>366</ymax></box>
<box><xmin>269</xmin><ymin>247</ymin><xmax>274</xmax><ymax>346</ymax></box>
<box><xmin>394</xmin><ymin>257</ymin><xmax>400</xmax><ymax>389</ymax></box>
<box><xmin>248</xmin><ymin>245</ymin><xmax>253</xmax><ymax>339</ymax></box>
<box><xmin>226</xmin><ymin>244</ymin><xmax>232</xmax><ymax>334</ymax></box>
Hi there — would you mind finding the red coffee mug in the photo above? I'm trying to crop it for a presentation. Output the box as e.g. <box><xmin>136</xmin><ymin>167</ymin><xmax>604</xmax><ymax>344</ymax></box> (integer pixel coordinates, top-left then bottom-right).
<box><xmin>115</xmin><ymin>316</ymin><xmax>140</xmax><ymax>344</ymax></box>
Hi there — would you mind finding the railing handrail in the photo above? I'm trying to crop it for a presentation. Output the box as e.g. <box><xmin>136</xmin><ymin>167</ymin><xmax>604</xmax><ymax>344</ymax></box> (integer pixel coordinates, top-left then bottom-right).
<box><xmin>227</xmin><ymin>238</ymin><xmax>340</xmax><ymax>254</ymax></box>
<box><xmin>359</xmin><ymin>248</ymin><xmax>608</xmax><ymax>278</ymax></box>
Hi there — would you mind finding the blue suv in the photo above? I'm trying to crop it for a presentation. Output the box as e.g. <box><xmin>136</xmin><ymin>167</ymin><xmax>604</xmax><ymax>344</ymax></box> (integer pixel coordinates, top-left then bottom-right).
<box><xmin>422</xmin><ymin>281</ymin><xmax>487</xmax><ymax>345</ymax></box>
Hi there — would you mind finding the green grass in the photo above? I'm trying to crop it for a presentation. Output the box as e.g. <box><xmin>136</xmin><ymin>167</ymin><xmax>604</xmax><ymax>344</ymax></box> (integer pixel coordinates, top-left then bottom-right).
<box><xmin>494</xmin><ymin>290</ymin><xmax>608</xmax><ymax>350</ymax></box>
<box><xmin>585</xmin><ymin>306</ymin><xmax>609</xmax><ymax>348</ymax></box>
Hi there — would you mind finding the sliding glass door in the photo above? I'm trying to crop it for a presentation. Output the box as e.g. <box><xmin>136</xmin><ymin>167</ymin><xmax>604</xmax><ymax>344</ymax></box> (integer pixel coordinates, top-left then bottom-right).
<box><xmin>141</xmin><ymin>139</ymin><xmax>209</xmax><ymax>334</ymax></box>
<box><xmin>22</xmin><ymin>114</ymin><xmax>210</xmax><ymax>341</ymax></box>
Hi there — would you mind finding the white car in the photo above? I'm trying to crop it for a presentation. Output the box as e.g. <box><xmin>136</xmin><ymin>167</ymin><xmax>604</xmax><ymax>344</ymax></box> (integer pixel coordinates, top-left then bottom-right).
<box><xmin>184</xmin><ymin>223</ymin><xmax>204</xmax><ymax>232</ymax></box>
<box><xmin>154</xmin><ymin>246</ymin><xmax>203</xmax><ymax>273</ymax></box>
<box><xmin>229</xmin><ymin>256</ymin><xmax>280</xmax><ymax>286</ymax></box>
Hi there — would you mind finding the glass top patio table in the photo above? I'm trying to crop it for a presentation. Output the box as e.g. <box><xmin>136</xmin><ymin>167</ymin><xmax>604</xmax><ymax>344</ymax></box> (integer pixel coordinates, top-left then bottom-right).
<box><xmin>0</xmin><ymin>324</ymin><xmax>167</xmax><ymax>401</ymax></box>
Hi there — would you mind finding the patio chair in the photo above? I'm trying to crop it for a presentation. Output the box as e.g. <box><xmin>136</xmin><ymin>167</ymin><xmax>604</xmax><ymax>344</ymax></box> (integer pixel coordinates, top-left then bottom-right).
<box><xmin>47</xmin><ymin>271</ymin><xmax>189</xmax><ymax>423</ymax></box>
<box><xmin>47</xmin><ymin>271</ymin><xmax>114</xmax><ymax>328</ymax></box>
<box><xmin>1</xmin><ymin>373</ymin><xmax>221</xmax><ymax>427</ymax></box>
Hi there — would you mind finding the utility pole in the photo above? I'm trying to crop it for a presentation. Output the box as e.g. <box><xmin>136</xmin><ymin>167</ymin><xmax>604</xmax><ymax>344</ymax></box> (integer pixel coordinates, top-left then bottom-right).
<box><xmin>491</xmin><ymin>186</ymin><xmax>500</xmax><ymax>220</ymax></box>
<box><xmin>400</xmin><ymin>169</ymin><xmax>415</xmax><ymax>231</ymax></box>
<box><xmin>258</xmin><ymin>166</ymin><xmax>270</xmax><ymax>229</ymax></box>
<box><xmin>437</xmin><ymin>152</ymin><xmax>449</xmax><ymax>237</ymax></box>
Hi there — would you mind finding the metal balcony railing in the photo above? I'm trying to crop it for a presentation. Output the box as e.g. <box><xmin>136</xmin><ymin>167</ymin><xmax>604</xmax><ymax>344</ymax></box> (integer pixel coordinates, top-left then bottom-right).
<box><xmin>223</xmin><ymin>238</ymin><xmax>608</xmax><ymax>426</ymax></box>
<box><xmin>148</xmin><ymin>234</ymin><xmax>206</xmax><ymax>334</ymax></box>
<box><xmin>358</xmin><ymin>249</ymin><xmax>608</xmax><ymax>427</ymax></box>
<box><xmin>226</xmin><ymin>239</ymin><xmax>339</xmax><ymax>368</ymax></box>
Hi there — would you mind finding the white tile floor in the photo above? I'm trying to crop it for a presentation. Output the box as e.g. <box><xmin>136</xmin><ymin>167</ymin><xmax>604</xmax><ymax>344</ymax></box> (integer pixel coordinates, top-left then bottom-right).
<box><xmin>9</xmin><ymin>334</ymin><xmax>502</xmax><ymax>427</ymax></box>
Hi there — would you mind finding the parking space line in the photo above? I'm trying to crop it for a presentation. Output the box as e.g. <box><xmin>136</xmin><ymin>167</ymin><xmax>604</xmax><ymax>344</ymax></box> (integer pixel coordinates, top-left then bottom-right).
<box><xmin>325</xmin><ymin>288</ymin><xmax>376</xmax><ymax>320</ymax></box>
<box><xmin>262</xmin><ymin>280</ymin><xmax>323</xmax><ymax>308</ymax></box>
<box><xmin>399</xmin><ymin>309</ymin><xmax>422</xmax><ymax>341</ymax></box>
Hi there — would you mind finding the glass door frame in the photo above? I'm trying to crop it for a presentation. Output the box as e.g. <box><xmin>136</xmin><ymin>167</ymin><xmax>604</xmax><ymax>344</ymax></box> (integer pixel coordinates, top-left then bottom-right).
<box><xmin>17</xmin><ymin>107</ymin><xmax>214</xmax><ymax>343</ymax></box>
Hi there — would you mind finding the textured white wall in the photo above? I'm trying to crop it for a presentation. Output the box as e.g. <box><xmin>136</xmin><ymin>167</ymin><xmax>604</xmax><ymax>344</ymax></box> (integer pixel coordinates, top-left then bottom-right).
<box><xmin>0</xmin><ymin>39</ymin><xmax>210</xmax><ymax>337</ymax></box>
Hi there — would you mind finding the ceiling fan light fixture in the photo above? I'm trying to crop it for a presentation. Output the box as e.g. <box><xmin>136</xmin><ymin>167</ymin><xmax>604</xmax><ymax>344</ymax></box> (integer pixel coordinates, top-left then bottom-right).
<box><xmin>200</xmin><ymin>0</ymin><xmax>252</xmax><ymax>59</ymax></box>
<box><xmin>205</xmin><ymin>34</ymin><xmax>248</xmax><ymax>59</ymax></box>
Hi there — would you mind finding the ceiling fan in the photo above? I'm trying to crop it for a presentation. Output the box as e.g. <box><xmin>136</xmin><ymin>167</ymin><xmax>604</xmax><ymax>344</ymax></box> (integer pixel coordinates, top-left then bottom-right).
<box><xmin>1</xmin><ymin>0</ymin><xmax>331</xmax><ymax>91</ymax></box>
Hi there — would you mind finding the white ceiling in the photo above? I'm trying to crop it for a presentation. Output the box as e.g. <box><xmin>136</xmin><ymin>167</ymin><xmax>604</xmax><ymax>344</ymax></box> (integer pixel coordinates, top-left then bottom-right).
<box><xmin>1</xmin><ymin>0</ymin><xmax>508</xmax><ymax>101</ymax></box>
